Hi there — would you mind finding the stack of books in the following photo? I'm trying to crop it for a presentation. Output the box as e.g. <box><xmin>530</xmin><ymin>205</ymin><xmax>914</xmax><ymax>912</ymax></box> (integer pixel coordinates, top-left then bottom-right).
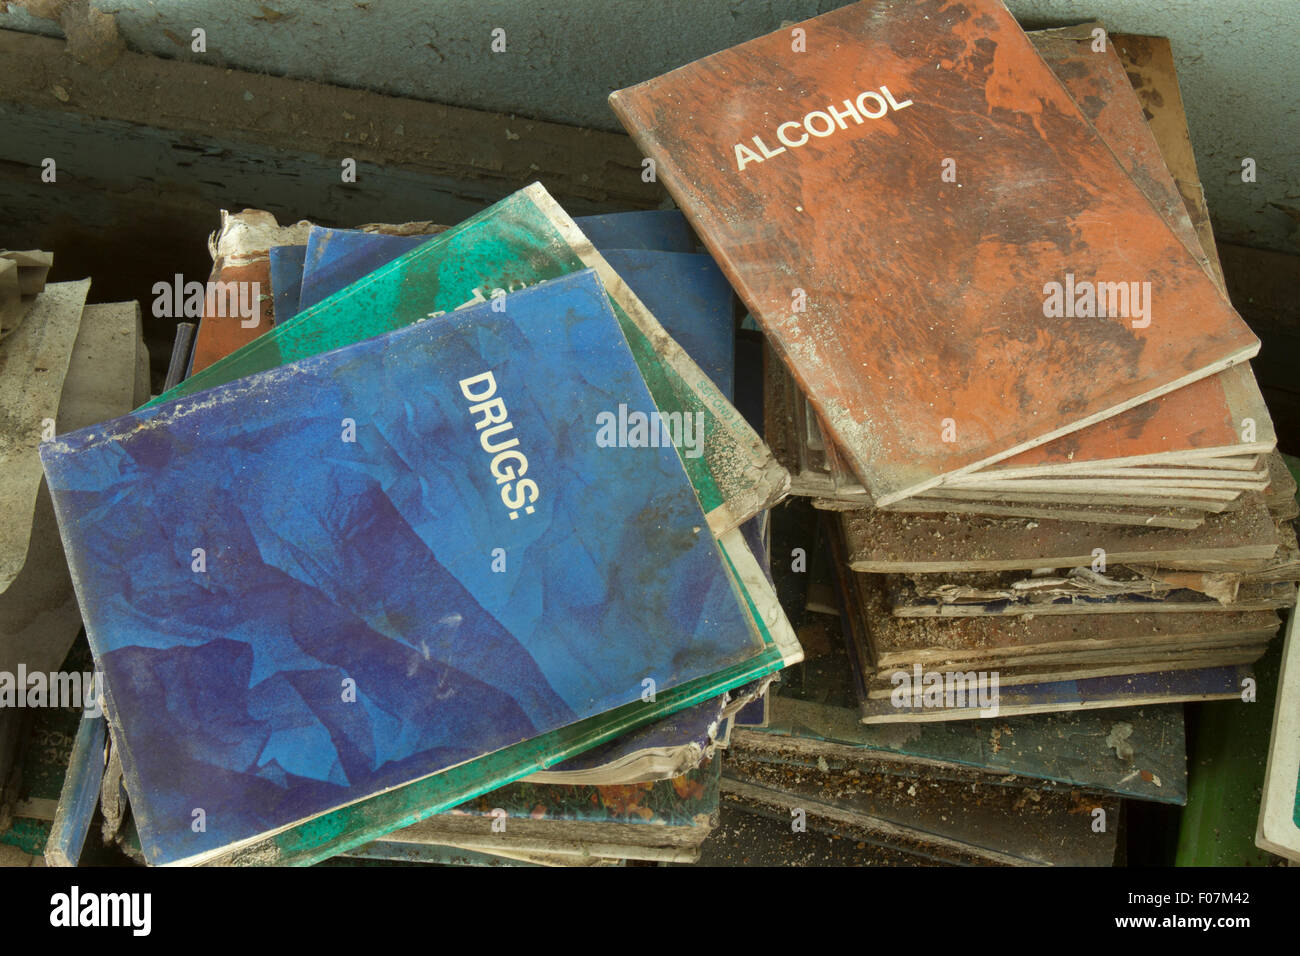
<box><xmin>610</xmin><ymin>0</ymin><xmax>1293</xmax><ymax>726</ymax></box>
<box><xmin>39</xmin><ymin>189</ymin><xmax>803</xmax><ymax>866</ymax></box>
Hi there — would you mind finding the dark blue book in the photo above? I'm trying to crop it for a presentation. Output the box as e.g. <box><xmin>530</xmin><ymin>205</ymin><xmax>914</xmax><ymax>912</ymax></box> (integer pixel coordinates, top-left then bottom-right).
<box><xmin>267</xmin><ymin>244</ymin><xmax>307</xmax><ymax>324</ymax></box>
<box><xmin>297</xmin><ymin>230</ymin><xmax>428</xmax><ymax>312</ymax></box>
<box><xmin>274</xmin><ymin>238</ymin><xmax>750</xmax><ymax>789</ymax></box>
<box><xmin>41</xmin><ymin>270</ymin><xmax>780</xmax><ymax>865</ymax></box>
<box><xmin>572</xmin><ymin>209</ymin><xmax>696</xmax><ymax>253</ymax></box>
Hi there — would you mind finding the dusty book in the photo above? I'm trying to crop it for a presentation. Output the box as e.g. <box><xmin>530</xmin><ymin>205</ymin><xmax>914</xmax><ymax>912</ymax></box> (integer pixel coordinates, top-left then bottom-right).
<box><xmin>609</xmin><ymin>0</ymin><xmax>1259</xmax><ymax>505</ymax></box>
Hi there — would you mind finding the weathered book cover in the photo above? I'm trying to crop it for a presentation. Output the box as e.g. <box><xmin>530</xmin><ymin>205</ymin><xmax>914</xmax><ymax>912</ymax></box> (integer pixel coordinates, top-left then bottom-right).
<box><xmin>801</xmin><ymin>28</ymin><xmax>1273</xmax><ymax>497</ymax></box>
<box><xmin>369</xmin><ymin>757</ymin><xmax>721</xmax><ymax>864</ymax></box>
<box><xmin>776</xmin><ymin>28</ymin><xmax>1270</xmax><ymax>512</ymax></box>
<box><xmin>294</xmin><ymin>228</ymin><xmax>737</xmax><ymax>399</ymax></box>
<box><xmin>40</xmin><ymin>271</ymin><xmax>784</xmax><ymax>866</ymax></box>
<box><xmin>176</xmin><ymin>215</ymin><xmax>782</xmax><ymax>793</ymax></box>
<box><xmin>297</xmin><ymin>229</ymin><xmax>434</xmax><ymax>312</ymax></box>
<box><xmin>153</xmin><ymin>184</ymin><xmax>787</xmax><ymax>535</ymax></box>
<box><xmin>602</xmin><ymin>249</ymin><xmax>735</xmax><ymax>400</ymax></box>
<box><xmin>0</xmin><ymin>299</ymin><xmax>143</xmax><ymax>814</ymax></box>
<box><xmin>722</xmin><ymin>754</ymin><xmax>1119</xmax><ymax>866</ymax></box>
<box><xmin>842</xmin><ymin>493</ymin><xmax>1280</xmax><ymax>573</ymax></box>
<box><xmin>858</xmin><ymin>664</ymin><xmax>1251</xmax><ymax>722</ymax></box>
<box><xmin>572</xmin><ymin>209</ymin><xmax>697</xmax><ymax>253</ymax></box>
<box><xmin>962</xmin><ymin>27</ymin><xmax>1273</xmax><ymax>478</ymax></box>
<box><xmin>1257</xmin><ymin>599</ymin><xmax>1300</xmax><ymax>862</ymax></box>
<box><xmin>609</xmin><ymin>0</ymin><xmax>1259</xmax><ymax>505</ymax></box>
<box><xmin>0</xmin><ymin>281</ymin><xmax>87</xmax><ymax>595</ymax></box>
<box><xmin>298</xmin><ymin>211</ymin><xmax>696</xmax><ymax>316</ymax></box>
<box><xmin>735</xmin><ymin>695</ymin><xmax>1186</xmax><ymax>804</ymax></box>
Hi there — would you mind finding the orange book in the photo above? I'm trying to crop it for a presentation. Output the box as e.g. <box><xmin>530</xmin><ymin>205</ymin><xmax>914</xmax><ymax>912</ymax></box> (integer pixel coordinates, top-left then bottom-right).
<box><xmin>610</xmin><ymin>0</ymin><xmax>1259</xmax><ymax>505</ymax></box>
<box><xmin>190</xmin><ymin>210</ymin><xmax>311</xmax><ymax>374</ymax></box>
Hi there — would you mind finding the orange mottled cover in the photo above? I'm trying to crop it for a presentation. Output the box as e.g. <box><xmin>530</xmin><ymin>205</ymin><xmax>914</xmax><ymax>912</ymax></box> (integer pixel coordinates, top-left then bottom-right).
<box><xmin>610</xmin><ymin>0</ymin><xmax>1259</xmax><ymax>505</ymax></box>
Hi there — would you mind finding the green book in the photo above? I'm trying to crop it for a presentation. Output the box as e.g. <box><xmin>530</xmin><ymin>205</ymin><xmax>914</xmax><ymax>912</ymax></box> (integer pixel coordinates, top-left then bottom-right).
<box><xmin>153</xmin><ymin>183</ymin><xmax>789</xmax><ymax>536</ymax></box>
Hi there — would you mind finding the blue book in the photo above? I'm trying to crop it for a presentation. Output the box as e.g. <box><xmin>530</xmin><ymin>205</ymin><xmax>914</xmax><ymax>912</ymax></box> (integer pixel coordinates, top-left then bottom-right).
<box><xmin>297</xmin><ymin>230</ymin><xmax>428</xmax><ymax>313</ymax></box>
<box><xmin>267</xmin><ymin>245</ymin><xmax>307</xmax><ymax>323</ymax></box>
<box><xmin>571</xmin><ymin>210</ymin><xmax>696</xmax><ymax>253</ymax></box>
<box><xmin>41</xmin><ymin>270</ymin><xmax>779</xmax><ymax>866</ymax></box>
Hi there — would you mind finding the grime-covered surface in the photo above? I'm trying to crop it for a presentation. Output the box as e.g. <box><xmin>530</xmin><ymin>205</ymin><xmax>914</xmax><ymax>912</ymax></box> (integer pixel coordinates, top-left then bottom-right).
<box><xmin>733</xmin><ymin>618</ymin><xmax>1190</xmax><ymax>801</ymax></box>
<box><xmin>722</xmin><ymin>753</ymin><xmax>1120</xmax><ymax>866</ymax></box>
<box><xmin>0</xmin><ymin>281</ymin><xmax>86</xmax><ymax>594</ymax></box>
<box><xmin>842</xmin><ymin>497</ymin><xmax>1280</xmax><ymax>573</ymax></box>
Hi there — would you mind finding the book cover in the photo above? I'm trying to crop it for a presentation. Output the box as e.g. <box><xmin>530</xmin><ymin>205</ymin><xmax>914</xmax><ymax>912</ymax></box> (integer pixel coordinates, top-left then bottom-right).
<box><xmin>602</xmin><ymin>249</ymin><xmax>735</xmax><ymax>400</ymax></box>
<box><xmin>40</xmin><ymin>270</ymin><xmax>783</xmax><ymax>866</ymax></box>
<box><xmin>136</xmin><ymin>205</ymin><xmax>799</xmax><ymax>828</ymax></box>
<box><xmin>818</xmin><ymin>28</ymin><xmax>1272</xmax><ymax>489</ymax></box>
<box><xmin>723</xmin><ymin>754</ymin><xmax>1119</xmax><ymax>866</ymax></box>
<box><xmin>189</xmin><ymin>210</ymin><xmax>310</xmax><ymax>374</ymax></box>
<box><xmin>151</xmin><ymin>184</ymin><xmax>787</xmax><ymax>536</ymax></box>
<box><xmin>374</xmin><ymin>756</ymin><xmax>722</xmax><ymax>864</ymax></box>
<box><xmin>957</xmin><ymin>28</ymin><xmax>1272</xmax><ymax>479</ymax></box>
<box><xmin>736</xmin><ymin>693</ymin><xmax>1186</xmax><ymax>804</ymax></box>
<box><xmin>0</xmin><ymin>281</ymin><xmax>87</xmax><ymax>595</ymax></box>
<box><xmin>609</xmin><ymin>0</ymin><xmax>1259</xmax><ymax>506</ymax></box>
<box><xmin>571</xmin><ymin>209</ymin><xmax>697</xmax><ymax>253</ymax></box>
<box><xmin>857</xmin><ymin>664</ymin><xmax>1251</xmax><ymax>722</ymax></box>
<box><xmin>298</xmin><ymin>230</ymin><xmax>433</xmax><ymax>313</ymax></box>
